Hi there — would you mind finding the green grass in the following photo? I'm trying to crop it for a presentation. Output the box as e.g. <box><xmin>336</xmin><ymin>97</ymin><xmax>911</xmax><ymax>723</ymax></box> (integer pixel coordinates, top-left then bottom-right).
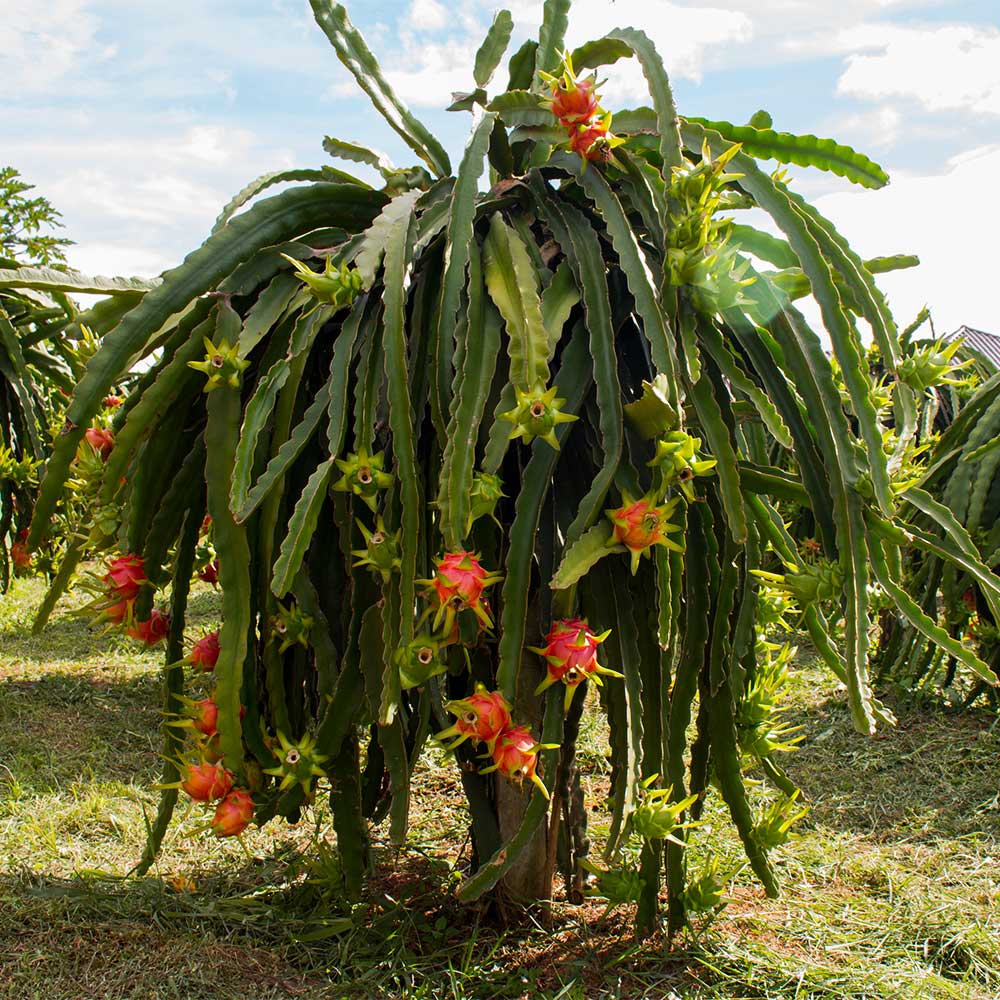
<box><xmin>1</xmin><ymin>574</ymin><xmax>999</xmax><ymax>999</ymax></box>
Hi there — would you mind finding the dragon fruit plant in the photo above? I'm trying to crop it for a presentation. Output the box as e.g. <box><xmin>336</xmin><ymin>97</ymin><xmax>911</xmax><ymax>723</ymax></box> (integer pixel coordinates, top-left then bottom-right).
<box><xmin>25</xmin><ymin>0</ymin><xmax>1000</xmax><ymax>935</ymax></box>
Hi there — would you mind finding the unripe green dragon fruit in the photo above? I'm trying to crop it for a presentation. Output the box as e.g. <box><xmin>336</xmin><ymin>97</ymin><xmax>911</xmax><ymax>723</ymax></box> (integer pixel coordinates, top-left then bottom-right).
<box><xmin>395</xmin><ymin>635</ymin><xmax>445</xmax><ymax>689</ymax></box>
<box><xmin>631</xmin><ymin>777</ymin><xmax>698</xmax><ymax>844</ymax></box>
<box><xmin>262</xmin><ymin>730</ymin><xmax>329</xmax><ymax>797</ymax></box>
<box><xmin>500</xmin><ymin>385</ymin><xmax>577</xmax><ymax>450</ymax></box>
<box><xmin>188</xmin><ymin>335</ymin><xmax>248</xmax><ymax>391</ymax></box>
<box><xmin>332</xmin><ymin>447</ymin><xmax>394</xmax><ymax>511</ymax></box>
<box><xmin>271</xmin><ymin>601</ymin><xmax>314</xmax><ymax>653</ymax></box>
<box><xmin>648</xmin><ymin>431</ymin><xmax>717</xmax><ymax>500</ymax></box>
<box><xmin>351</xmin><ymin>517</ymin><xmax>402</xmax><ymax>581</ymax></box>
<box><xmin>280</xmin><ymin>253</ymin><xmax>364</xmax><ymax>308</ymax></box>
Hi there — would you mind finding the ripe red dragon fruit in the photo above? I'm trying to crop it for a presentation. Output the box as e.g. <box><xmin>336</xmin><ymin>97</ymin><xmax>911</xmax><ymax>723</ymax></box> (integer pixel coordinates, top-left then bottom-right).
<box><xmin>549</xmin><ymin>74</ymin><xmax>599</xmax><ymax>127</ymax></box>
<box><xmin>198</xmin><ymin>558</ymin><xmax>219</xmax><ymax>586</ymax></box>
<box><xmin>606</xmin><ymin>494</ymin><xmax>684</xmax><ymax>574</ymax></box>
<box><xmin>191</xmin><ymin>697</ymin><xmax>218</xmax><ymax>737</ymax></box>
<box><xmin>531</xmin><ymin>617</ymin><xmax>620</xmax><ymax>710</ymax></box>
<box><xmin>100</xmin><ymin>599</ymin><xmax>132</xmax><ymax>626</ymax></box>
<box><xmin>568</xmin><ymin>118</ymin><xmax>612</xmax><ymax>161</ymax></box>
<box><xmin>437</xmin><ymin>684</ymin><xmax>512</xmax><ymax>750</ymax></box>
<box><xmin>103</xmin><ymin>554</ymin><xmax>147</xmax><ymax>601</ymax></box>
<box><xmin>127</xmin><ymin>608</ymin><xmax>170</xmax><ymax>646</ymax></box>
<box><xmin>419</xmin><ymin>551</ymin><xmax>503</xmax><ymax>634</ymax></box>
<box><xmin>482</xmin><ymin>725</ymin><xmax>553</xmax><ymax>799</ymax></box>
<box><xmin>180</xmin><ymin>761</ymin><xmax>234</xmax><ymax>802</ymax></box>
<box><xmin>211</xmin><ymin>787</ymin><xmax>255</xmax><ymax>837</ymax></box>
<box><xmin>189</xmin><ymin>631</ymin><xmax>220</xmax><ymax>672</ymax></box>
<box><xmin>102</xmin><ymin>395</ymin><xmax>122</xmax><ymax>409</ymax></box>
<box><xmin>84</xmin><ymin>426</ymin><xmax>115</xmax><ymax>459</ymax></box>
<box><xmin>10</xmin><ymin>529</ymin><xmax>30</xmax><ymax>569</ymax></box>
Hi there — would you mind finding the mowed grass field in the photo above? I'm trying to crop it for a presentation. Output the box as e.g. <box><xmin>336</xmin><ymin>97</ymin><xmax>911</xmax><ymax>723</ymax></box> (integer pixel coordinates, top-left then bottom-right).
<box><xmin>1</xmin><ymin>574</ymin><xmax>998</xmax><ymax>1000</ymax></box>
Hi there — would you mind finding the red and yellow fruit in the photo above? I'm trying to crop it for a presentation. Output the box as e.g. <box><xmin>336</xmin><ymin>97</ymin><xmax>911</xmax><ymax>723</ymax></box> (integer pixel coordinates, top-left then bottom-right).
<box><xmin>211</xmin><ymin>788</ymin><xmax>254</xmax><ymax>837</ymax></box>
<box><xmin>530</xmin><ymin>617</ymin><xmax>620</xmax><ymax>710</ymax></box>
<box><xmin>180</xmin><ymin>761</ymin><xmax>234</xmax><ymax>802</ymax></box>
<box><xmin>437</xmin><ymin>684</ymin><xmax>512</xmax><ymax>750</ymax></box>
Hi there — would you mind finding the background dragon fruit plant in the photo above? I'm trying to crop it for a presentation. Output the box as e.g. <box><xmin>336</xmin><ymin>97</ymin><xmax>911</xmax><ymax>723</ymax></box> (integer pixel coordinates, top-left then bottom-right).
<box><xmin>26</xmin><ymin>0</ymin><xmax>1000</xmax><ymax>934</ymax></box>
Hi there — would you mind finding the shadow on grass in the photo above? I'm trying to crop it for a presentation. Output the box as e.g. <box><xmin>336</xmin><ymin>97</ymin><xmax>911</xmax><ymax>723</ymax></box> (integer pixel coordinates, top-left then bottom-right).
<box><xmin>0</xmin><ymin>849</ymin><xmax>727</xmax><ymax>1000</ymax></box>
<box><xmin>0</xmin><ymin>670</ymin><xmax>163</xmax><ymax>793</ymax></box>
<box><xmin>782</xmin><ymin>686</ymin><xmax>1000</xmax><ymax>844</ymax></box>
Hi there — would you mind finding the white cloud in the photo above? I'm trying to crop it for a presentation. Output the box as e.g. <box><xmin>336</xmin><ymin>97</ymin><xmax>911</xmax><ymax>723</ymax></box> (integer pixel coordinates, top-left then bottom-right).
<box><xmin>812</xmin><ymin>144</ymin><xmax>1000</xmax><ymax>336</ymax></box>
<box><xmin>2</xmin><ymin>0</ymin><xmax>106</xmax><ymax>94</ymax></box>
<box><xmin>67</xmin><ymin>242</ymin><xmax>174</xmax><ymax>280</ymax></box>
<box><xmin>836</xmin><ymin>23</ymin><xmax>1000</xmax><ymax>115</ymax></box>
<box><xmin>825</xmin><ymin>105</ymin><xmax>902</xmax><ymax>149</ymax></box>
<box><xmin>508</xmin><ymin>0</ymin><xmax>753</xmax><ymax>92</ymax></box>
<box><xmin>408</xmin><ymin>0</ymin><xmax>449</xmax><ymax>32</ymax></box>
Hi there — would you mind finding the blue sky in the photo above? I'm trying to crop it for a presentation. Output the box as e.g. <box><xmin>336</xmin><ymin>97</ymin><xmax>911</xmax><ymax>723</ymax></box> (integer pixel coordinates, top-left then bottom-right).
<box><xmin>5</xmin><ymin>0</ymin><xmax>1000</xmax><ymax>335</ymax></box>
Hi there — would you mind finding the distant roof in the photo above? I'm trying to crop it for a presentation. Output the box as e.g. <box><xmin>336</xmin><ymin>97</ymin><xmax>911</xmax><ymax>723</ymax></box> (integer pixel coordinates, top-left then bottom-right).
<box><xmin>948</xmin><ymin>325</ymin><xmax>1000</xmax><ymax>370</ymax></box>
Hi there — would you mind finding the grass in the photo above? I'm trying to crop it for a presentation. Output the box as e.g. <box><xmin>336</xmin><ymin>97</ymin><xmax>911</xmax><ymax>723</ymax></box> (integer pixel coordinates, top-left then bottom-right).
<box><xmin>1</xmin><ymin>574</ymin><xmax>999</xmax><ymax>999</ymax></box>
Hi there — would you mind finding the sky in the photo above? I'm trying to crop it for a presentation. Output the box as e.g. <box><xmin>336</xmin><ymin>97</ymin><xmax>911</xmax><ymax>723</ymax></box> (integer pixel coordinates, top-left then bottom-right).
<box><xmin>4</xmin><ymin>0</ymin><xmax>1000</xmax><ymax>337</ymax></box>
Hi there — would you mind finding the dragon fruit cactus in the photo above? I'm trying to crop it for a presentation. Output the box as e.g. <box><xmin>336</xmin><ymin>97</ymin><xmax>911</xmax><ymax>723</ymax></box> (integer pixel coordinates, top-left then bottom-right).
<box><xmin>530</xmin><ymin>618</ymin><xmax>621</xmax><ymax>710</ymax></box>
<box><xmin>437</xmin><ymin>684</ymin><xmax>511</xmax><ymax>750</ymax></box>
<box><xmin>606</xmin><ymin>494</ymin><xmax>684</xmax><ymax>574</ymax></box>
<box><xmin>418</xmin><ymin>551</ymin><xmax>502</xmax><ymax>634</ymax></box>
<box><xmin>188</xmin><ymin>631</ymin><xmax>220</xmax><ymax>672</ymax></box>
<box><xmin>179</xmin><ymin>761</ymin><xmax>234</xmax><ymax>802</ymax></box>
<box><xmin>211</xmin><ymin>788</ymin><xmax>255</xmax><ymax>837</ymax></box>
<box><xmin>482</xmin><ymin>725</ymin><xmax>556</xmax><ymax>799</ymax></box>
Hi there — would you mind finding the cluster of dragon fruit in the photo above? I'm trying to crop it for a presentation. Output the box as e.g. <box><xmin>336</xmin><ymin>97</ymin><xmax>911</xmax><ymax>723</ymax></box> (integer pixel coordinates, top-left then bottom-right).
<box><xmin>541</xmin><ymin>54</ymin><xmax>624</xmax><ymax>163</ymax></box>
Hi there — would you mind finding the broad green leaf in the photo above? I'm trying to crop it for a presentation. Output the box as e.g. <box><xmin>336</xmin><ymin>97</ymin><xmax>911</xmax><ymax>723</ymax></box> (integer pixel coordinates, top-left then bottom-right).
<box><xmin>322</xmin><ymin>136</ymin><xmax>394</xmax><ymax>175</ymax></box>
<box><xmin>551</xmin><ymin>520</ymin><xmax>622</xmax><ymax>589</ymax></box>
<box><xmin>534</xmin><ymin>0</ymin><xmax>571</xmax><ymax>78</ymax></box>
<box><xmin>474</xmin><ymin>10</ymin><xmax>514</xmax><ymax>87</ymax></box>
<box><xmin>355</xmin><ymin>189</ymin><xmax>422</xmax><ymax>287</ymax></box>
<box><xmin>309</xmin><ymin>1</ymin><xmax>451</xmax><ymax>177</ymax></box>
<box><xmin>607</xmin><ymin>28</ymin><xmax>682</xmax><ymax>172</ymax></box>
<box><xmin>0</xmin><ymin>265</ymin><xmax>159</xmax><ymax>296</ymax></box>
<box><xmin>271</xmin><ymin>459</ymin><xmax>335</xmax><ymax>597</ymax></box>
<box><xmin>686</xmin><ymin>116</ymin><xmax>890</xmax><ymax>189</ymax></box>
<box><xmin>27</xmin><ymin>182</ymin><xmax>385</xmax><ymax>549</ymax></box>
<box><xmin>483</xmin><ymin>211</ymin><xmax>550</xmax><ymax>391</ymax></box>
